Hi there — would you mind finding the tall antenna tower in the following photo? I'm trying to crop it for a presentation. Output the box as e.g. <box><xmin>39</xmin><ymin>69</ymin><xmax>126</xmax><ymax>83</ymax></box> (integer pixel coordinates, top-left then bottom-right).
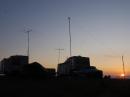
<box><xmin>122</xmin><ymin>55</ymin><xmax>125</xmax><ymax>79</ymax></box>
<box><xmin>56</xmin><ymin>48</ymin><xmax>64</xmax><ymax>64</ymax></box>
<box><xmin>25</xmin><ymin>29</ymin><xmax>32</xmax><ymax>64</ymax></box>
<box><xmin>68</xmin><ymin>17</ymin><xmax>72</xmax><ymax>57</ymax></box>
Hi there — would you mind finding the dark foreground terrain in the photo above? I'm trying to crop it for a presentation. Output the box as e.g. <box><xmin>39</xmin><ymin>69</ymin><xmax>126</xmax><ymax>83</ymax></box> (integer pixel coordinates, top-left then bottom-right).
<box><xmin>0</xmin><ymin>77</ymin><xmax>130</xmax><ymax>97</ymax></box>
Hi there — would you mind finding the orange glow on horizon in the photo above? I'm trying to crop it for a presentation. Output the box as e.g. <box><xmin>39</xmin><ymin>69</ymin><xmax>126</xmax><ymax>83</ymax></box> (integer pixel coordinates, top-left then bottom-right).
<box><xmin>120</xmin><ymin>73</ymin><xmax>125</xmax><ymax>77</ymax></box>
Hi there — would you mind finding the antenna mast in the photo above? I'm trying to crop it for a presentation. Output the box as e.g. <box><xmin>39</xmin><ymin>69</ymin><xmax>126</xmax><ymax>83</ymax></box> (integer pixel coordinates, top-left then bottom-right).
<box><xmin>68</xmin><ymin>17</ymin><xmax>72</xmax><ymax>57</ymax></box>
<box><xmin>25</xmin><ymin>29</ymin><xmax>32</xmax><ymax>64</ymax></box>
<box><xmin>122</xmin><ymin>55</ymin><xmax>125</xmax><ymax>79</ymax></box>
<box><xmin>56</xmin><ymin>48</ymin><xmax>64</xmax><ymax>64</ymax></box>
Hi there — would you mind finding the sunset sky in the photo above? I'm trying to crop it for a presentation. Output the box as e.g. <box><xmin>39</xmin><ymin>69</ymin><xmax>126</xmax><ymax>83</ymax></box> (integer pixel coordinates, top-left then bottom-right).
<box><xmin>0</xmin><ymin>0</ymin><xmax>130</xmax><ymax>77</ymax></box>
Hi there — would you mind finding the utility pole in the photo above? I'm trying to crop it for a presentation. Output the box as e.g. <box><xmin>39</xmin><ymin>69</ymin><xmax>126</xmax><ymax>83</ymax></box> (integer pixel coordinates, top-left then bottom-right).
<box><xmin>68</xmin><ymin>17</ymin><xmax>72</xmax><ymax>57</ymax></box>
<box><xmin>122</xmin><ymin>55</ymin><xmax>125</xmax><ymax>79</ymax></box>
<box><xmin>25</xmin><ymin>29</ymin><xmax>32</xmax><ymax>64</ymax></box>
<box><xmin>56</xmin><ymin>48</ymin><xmax>64</xmax><ymax>64</ymax></box>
